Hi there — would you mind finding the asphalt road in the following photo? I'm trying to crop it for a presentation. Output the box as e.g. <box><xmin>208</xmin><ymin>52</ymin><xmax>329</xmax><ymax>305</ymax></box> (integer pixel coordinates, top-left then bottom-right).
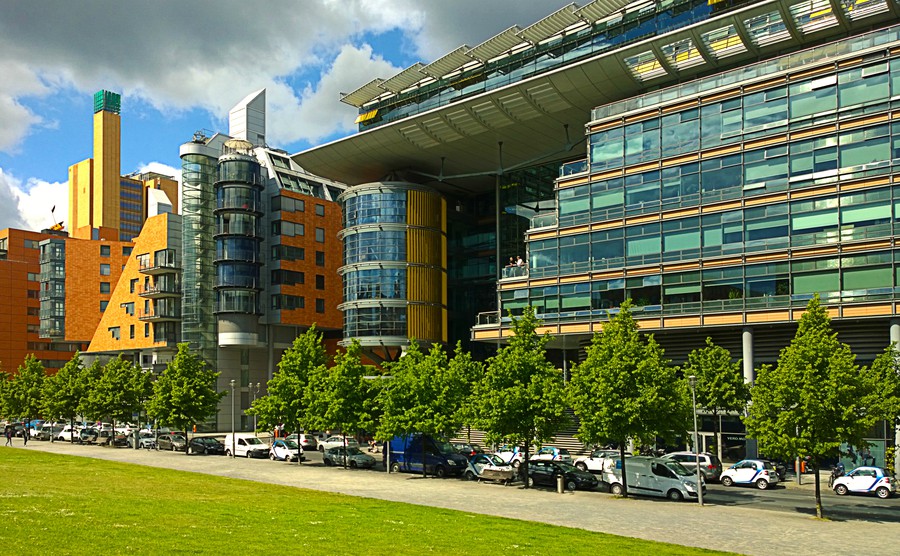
<box><xmin>13</xmin><ymin>439</ymin><xmax>900</xmax><ymax>555</ymax></box>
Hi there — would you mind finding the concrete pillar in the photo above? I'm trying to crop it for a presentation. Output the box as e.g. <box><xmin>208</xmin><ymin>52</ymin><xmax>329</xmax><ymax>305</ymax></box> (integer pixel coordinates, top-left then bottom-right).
<box><xmin>742</xmin><ymin>327</ymin><xmax>758</xmax><ymax>459</ymax></box>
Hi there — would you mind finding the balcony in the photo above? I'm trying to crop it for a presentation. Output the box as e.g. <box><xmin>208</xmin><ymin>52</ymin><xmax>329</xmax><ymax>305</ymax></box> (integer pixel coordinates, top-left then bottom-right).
<box><xmin>39</xmin><ymin>289</ymin><xmax>65</xmax><ymax>301</ymax></box>
<box><xmin>500</xmin><ymin>266</ymin><xmax>528</xmax><ymax>280</ymax></box>
<box><xmin>558</xmin><ymin>159</ymin><xmax>588</xmax><ymax>178</ymax></box>
<box><xmin>138</xmin><ymin>309</ymin><xmax>181</xmax><ymax>322</ymax></box>
<box><xmin>139</xmin><ymin>259</ymin><xmax>181</xmax><ymax>275</ymax></box>
<box><xmin>137</xmin><ymin>284</ymin><xmax>182</xmax><ymax>298</ymax></box>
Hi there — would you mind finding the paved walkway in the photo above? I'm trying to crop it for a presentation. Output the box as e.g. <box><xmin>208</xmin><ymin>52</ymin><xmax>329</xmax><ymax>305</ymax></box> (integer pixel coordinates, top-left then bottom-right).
<box><xmin>14</xmin><ymin>441</ymin><xmax>900</xmax><ymax>555</ymax></box>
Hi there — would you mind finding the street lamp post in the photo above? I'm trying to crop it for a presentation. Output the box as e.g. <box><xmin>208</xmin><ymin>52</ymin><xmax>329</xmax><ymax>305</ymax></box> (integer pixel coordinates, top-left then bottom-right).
<box><xmin>229</xmin><ymin>379</ymin><xmax>236</xmax><ymax>458</ymax></box>
<box><xmin>252</xmin><ymin>382</ymin><xmax>260</xmax><ymax>433</ymax></box>
<box><xmin>688</xmin><ymin>375</ymin><xmax>704</xmax><ymax>506</ymax></box>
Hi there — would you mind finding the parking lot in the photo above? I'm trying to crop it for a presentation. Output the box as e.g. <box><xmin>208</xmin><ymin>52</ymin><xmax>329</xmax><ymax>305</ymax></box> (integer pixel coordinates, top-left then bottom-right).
<box><xmin>12</xmin><ymin>439</ymin><xmax>900</xmax><ymax>556</ymax></box>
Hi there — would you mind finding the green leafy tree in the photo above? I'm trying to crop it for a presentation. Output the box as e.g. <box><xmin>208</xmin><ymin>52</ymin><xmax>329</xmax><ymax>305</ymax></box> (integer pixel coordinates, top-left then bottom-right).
<box><xmin>682</xmin><ymin>338</ymin><xmax>750</xmax><ymax>462</ymax></box>
<box><xmin>84</xmin><ymin>356</ymin><xmax>151</xmax><ymax>440</ymax></box>
<box><xmin>248</xmin><ymin>327</ymin><xmax>327</xmax><ymax>438</ymax></box>
<box><xmin>147</xmin><ymin>343</ymin><xmax>225</xmax><ymax>453</ymax></box>
<box><xmin>7</xmin><ymin>354</ymin><xmax>47</xmax><ymax>430</ymax></box>
<box><xmin>77</xmin><ymin>360</ymin><xmax>103</xmax><ymax>426</ymax></box>
<box><xmin>42</xmin><ymin>353</ymin><xmax>88</xmax><ymax>441</ymax></box>
<box><xmin>306</xmin><ymin>340</ymin><xmax>376</xmax><ymax>466</ymax></box>
<box><xmin>0</xmin><ymin>370</ymin><xmax>12</xmax><ymax>420</ymax></box>
<box><xmin>744</xmin><ymin>295</ymin><xmax>876</xmax><ymax>519</ymax></box>
<box><xmin>378</xmin><ymin>340</ymin><xmax>481</xmax><ymax>476</ymax></box>
<box><xmin>569</xmin><ymin>300</ymin><xmax>689</xmax><ymax>497</ymax></box>
<box><xmin>864</xmin><ymin>345</ymin><xmax>900</xmax><ymax>475</ymax></box>
<box><xmin>473</xmin><ymin>308</ymin><xmax>568</xmax><ymax>486</ymax></box>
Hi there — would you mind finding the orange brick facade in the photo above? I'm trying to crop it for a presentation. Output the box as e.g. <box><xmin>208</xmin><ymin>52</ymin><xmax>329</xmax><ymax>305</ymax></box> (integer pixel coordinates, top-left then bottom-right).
<box><xmin>63</xmin><ymin>236</ymin><xmax>131</xmax><ymax>343</ymax></box>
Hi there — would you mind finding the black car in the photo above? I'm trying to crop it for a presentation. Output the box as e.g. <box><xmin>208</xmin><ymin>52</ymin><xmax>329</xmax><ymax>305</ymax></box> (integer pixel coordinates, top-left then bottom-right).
<box><xmin>525</xmin><ymin>460</ymin><xmax>599</xmax><ymax>491</ymax></box>
<box><xmin>189</xmin><ymin>437</ymin><xmax>225</xmax><ymax>455</ymax></box>
<box><xmin>760</xmin><ymin>459</ymin><xmax>787</xmax><ymax>481</ymax></box>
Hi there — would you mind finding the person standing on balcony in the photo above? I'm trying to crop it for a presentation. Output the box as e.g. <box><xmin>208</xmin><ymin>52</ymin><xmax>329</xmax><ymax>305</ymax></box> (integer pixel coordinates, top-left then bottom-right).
<box><xmin>516</xmin><ymin>256</ymin><xmax>524</xmax><ymax>268</ymax></box>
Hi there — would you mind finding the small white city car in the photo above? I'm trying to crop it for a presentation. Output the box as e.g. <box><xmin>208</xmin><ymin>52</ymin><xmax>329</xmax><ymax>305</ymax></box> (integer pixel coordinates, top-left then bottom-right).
<box><xmin>720</xmin><ymin>459</ymin><xmax>780</xmax><ymax>490</ymax></box>
<box><xmin>833</xmin><ymin>466</ymin><xmax>895</xmax><ymax>499</ymax></box>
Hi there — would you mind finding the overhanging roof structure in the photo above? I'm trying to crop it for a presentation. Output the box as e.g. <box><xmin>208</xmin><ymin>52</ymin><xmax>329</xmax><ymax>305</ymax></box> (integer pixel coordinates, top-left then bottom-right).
<box><xmin>295</xmin><ymin>0</ymin><xmax>899</xmax><ymax>196</ymax></box>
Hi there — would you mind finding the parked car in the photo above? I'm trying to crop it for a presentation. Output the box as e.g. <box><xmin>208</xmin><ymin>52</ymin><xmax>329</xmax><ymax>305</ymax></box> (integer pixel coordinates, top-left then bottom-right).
<box><xmin>385</xmin><ymin>434</ymin><xmax>468</xmax><ymax>477</ymax></box>
<box><xmin>157</xmin><ymin>433</ymin><xmax>188</xmax><ymax>452</ymax></box>
<box><xmin>662</xmin><ymin>452</ymin><xmax>722</xmax><ymax>482</ymax></box>
<box><xmin>574</xmin><ymin>448</ymin><xmax>628</xmax><ymax>473</ymax></box>
<box><xmin>833</xmin><ymin>466</ymin><xmax>896</xmax><ymax>499</ymax></box>
<box><xmin>318</xmin><ymin>435</ymin><xmax>359</xmax><ymax>452</ymax></box>
<box><xmin>270</xmin><ymin>439</ymin><xmax>303</xmax><ymax>462</ymax></box>
<box><xmin>188</xmin><ymin>436</ymin><xmax>225</xmax><ymax>455</ymax></box>
<box><xmin>464</xmin><ymin>453</ymin><xmax>515</xmax><ymax>482</ymax></box>
<box><xmin>78</xmin><ymin>428</ymin><xmax>100</xmax><ymax>445</ymax></box>
<box><xmin>759</xmin><ymin>459</ymin><xmax>787</xmax><ymax>482</ymax></box>
<box><xmin>450</xmin><ymin>442</ymin><xmax>484</xmax><ymax>457</ymax></box>
<box><xmin>495</xmin><ymin>445</ymin><xmax>526</xmax><ymax>467</ymax></box>
<box><xmin>323</xmin><ymin>446</ymin><xmax>377</xmax><ymax>468</ymax></box>
<box><xmin>127</xmin><ymin>431</ymin><xmax>158</xmax><ymax>450</ymax></box>
<box><xmin>531</xmin><ymin>446</ymin><xmax>573</xmax><ymax>463</ymax></box>
<box><xmin>222</xmin><ymin>433</ymin><xmax>270</xmax><ymax>458</ymax></box>
<box><xmin>27</xmin><ymin>419</ymin><xmax>44</xmax><ymax>438</ymax></box>
<box><xmin>604</xmin><ymin>456</ymin><xmax>704</xmax><ymax>501</ymax></box>
<box><xmin>38</xmin><ymin>424</ymin><xmax>64</xmax><ymax>441</ymax></box>
<box><xmin>721</xmin><ymin>459</ymin><xmax>780</xmax><ymax>490</ymax></box>
<box><xmin>286</xmin><ymin>433</ymin><xmax>318</xmax><ymax>451</ymax></box>
<box><xmin>56</xmin><ymin>424</ymin><xmax>80</xmax><ymax>442</ymax></box>
<box><xmin>526</xmin><ymin>460</ymin><xmax>598</xmax><ymax>491</ymax></box>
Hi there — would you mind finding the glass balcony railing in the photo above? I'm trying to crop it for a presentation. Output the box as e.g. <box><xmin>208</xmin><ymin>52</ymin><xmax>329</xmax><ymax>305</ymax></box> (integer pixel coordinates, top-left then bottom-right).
<box><xmin>559</xmin><ymin>159</ymin><xmax>588</xmax><ymax>178</ymax></box>
<box><xmin>501</xmin><ymin>265</ymin><xmax>528</xmax><ymax>279</ymax></box>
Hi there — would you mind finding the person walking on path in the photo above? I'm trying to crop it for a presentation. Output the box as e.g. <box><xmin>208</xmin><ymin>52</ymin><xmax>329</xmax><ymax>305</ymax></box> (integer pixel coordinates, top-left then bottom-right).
<box><xmin>4</xmin><ymin>426</ymin><xmax>12</xmax><ymax>446</ymax></box>
<box><xmin>22</xmin><ymin>428</ymin><xmax>28</xmax><ymax>446</ymax></box>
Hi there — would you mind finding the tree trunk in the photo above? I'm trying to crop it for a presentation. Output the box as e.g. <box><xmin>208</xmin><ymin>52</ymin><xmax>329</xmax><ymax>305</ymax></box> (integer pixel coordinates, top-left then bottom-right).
<box><xmin>421</xmin><ymin>434</ymin><xmax>427</xmax><ymax>477</ymax></box>
<box><xmin>619</xmin><ymin>443</ymin><xmax>629</xmax><ymax>498</ymax></box>
<box><xmin>712</xmin><ymin>410</ymin><xmax>722</xmax><ymax>463</ymax></box>
<box><xmin>814</xmin><ymin>457</ymin><xmax>823</xmax><ymax>519</ymax></box>
<box><xmin>184</xmin><ymin>429</ymin><xmax>189</xmax><ymax>455</ymax></box>
<box><xmin>522</xmin><ymin>439</ymin><xmax>531</xmax><ymax>489</ymax></box>
<box><xmin>70</xmin><ymin>417</ymin><xmax>74</xmax><ymax>444</ymax></box>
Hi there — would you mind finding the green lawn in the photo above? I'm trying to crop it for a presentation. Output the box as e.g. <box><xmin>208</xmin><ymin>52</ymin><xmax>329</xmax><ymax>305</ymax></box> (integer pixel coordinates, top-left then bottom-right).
<box><xmin>0</xmin><ymin>450</ymin><xmax>730</xmax><ymax>555</ymax></box>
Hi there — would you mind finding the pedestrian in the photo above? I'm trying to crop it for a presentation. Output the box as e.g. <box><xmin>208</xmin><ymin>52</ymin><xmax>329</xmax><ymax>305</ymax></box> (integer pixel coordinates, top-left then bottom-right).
<box><xmin>4</xmin><ymin>426</ymin><xmax>12</xmax><ymax>446</ymax></box>
<box><xmin>516</xmin><ymin>256</ymin><xmax>524</xmax><ymax>268</ymax></box>
<box><xmin>22</xmin><ymin>428</ymin><xmax>28</xmax><ymax>446</ymax></box>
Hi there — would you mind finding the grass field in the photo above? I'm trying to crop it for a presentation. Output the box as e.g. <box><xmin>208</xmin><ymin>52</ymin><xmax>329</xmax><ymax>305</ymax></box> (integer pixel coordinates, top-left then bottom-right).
<box><xmin>0</xmin><ymin>450</ymin><xmax>731</xmax><ymax>555</ymax></box>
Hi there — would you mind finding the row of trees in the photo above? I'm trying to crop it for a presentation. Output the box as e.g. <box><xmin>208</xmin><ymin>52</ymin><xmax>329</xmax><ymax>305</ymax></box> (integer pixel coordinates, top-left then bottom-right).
<box><xmin>0</xmin><ymin>344</ymin><xmax>222</xmax><ymax>447</ymax></box>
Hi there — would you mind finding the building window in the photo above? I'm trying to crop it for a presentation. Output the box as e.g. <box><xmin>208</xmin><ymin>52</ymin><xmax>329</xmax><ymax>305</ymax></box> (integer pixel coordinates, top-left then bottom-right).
<box><xmin>27</xmin><ymin>289</ymin><xmax>39</xmax><ymax>299</ymax></box>
<box><xmin>123</xmin><ymin>246</ymin><xmax>133</xmax><ymax>256</ymax></box>
<box><xmin>315</xmin><ymin>251</ymin><xmax>325</xmax><ymax>267</ymax></box>
<box><xmin>100</xmin><ymin>245</ymin><xmax>111</xmax><ymax>257</ymax></box>
<box><xmin>100</xmin><ymin>301</ymin><xmax>109</xmax><ymax>312</ymax></box>
<box><xmin>100</xmin><ymin>264</ymin><xmax>111</xmax><ymax>276</ymax></box>
<box><xmin>109</xmin><ymin>326</ymin><xmax>120</xmax><ymax>340</ymax></box>
<box><xmin>315</xmin><ymin>298</ymin><xmax>325</xmax><ymax>313</ymax></box>
<box><xmin>27</xmin><ymin>307</ymin><xmax>39</xmax><ymax>316</ymax></box>
<box><xmin>315</xmin><ymin>227</ymin><xmax>325</xmax><ymax>243</ymax></box>
<box><xmin>130</xmin><ymin>278</ymin><xmax>138</xmax><ymax>293</ymax></box>
<box><xmin>129</xmin><ymin>325</ymin><xmax>135</xmax><ymax>339</ymax></box>
<box><xmin>100</xmin><ymin>282</ymin><xmax>111</xmax><ymax>293</ymax></box>
<box><xmin>315</xmin><ymin>204</ymin><xmax>325</xmax><ymax>216</ymax></box>
<box><xmin>121</xmin><ymin>302</ymin><xmax>134</xmax><ymax>315</ymax></box>
<box><xmin>316</xmin><ymin>275</ymin><xmax>325</xmax><ymax>290</ymax></box>
<box><xmin>145</xmin><ymin>323</ymin><xmax>150</xmax><ymax>338</ymax></box>
<box><xmin>24</xmin><ymin>239</ymin><xmax>39</xmax><ymax>249</ymax></box>
<box><xmin>27</xmin><ymin>272</ymin><xmax>39</xmax><ymax>281</ymax></box>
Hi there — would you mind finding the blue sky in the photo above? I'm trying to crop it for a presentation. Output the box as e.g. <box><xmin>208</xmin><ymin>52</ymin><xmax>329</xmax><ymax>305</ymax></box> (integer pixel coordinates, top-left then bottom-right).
<box><xmin>0</xmin><ymin>1</ymin><xmax>572</xmax><ymax>232</ymax></box>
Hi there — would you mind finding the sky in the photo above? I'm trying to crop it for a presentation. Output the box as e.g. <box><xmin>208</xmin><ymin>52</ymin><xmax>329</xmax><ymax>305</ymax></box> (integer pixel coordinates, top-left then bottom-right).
<box><xmin>0</xmin><ymin>0</ymin><xmax>574</xmax><ymax>233</ymax></box>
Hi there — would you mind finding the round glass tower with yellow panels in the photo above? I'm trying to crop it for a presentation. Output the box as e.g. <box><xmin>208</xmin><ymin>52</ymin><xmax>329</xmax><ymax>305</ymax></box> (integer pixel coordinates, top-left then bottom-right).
<box><xmin>338</xmin><ymin>182</ymin><xmax>447</xmax><ymax>361</ymax></box>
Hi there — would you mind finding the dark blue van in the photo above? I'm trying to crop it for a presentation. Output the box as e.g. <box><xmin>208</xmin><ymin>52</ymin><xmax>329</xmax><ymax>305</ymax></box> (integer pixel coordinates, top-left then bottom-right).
<box><xmin>385</xmin><ymin>434</ymin><xmax>468</xmax><ymax>477</ymax></box>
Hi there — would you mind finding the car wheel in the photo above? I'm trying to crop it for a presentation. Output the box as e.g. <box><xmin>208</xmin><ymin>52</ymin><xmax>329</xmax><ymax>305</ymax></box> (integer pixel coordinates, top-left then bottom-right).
<box><xmin>566</xmin><ymin>479</ymin><xmax>578</xmax><ymax>491</ymax></box>
<box><xmin>876</xmin><ymin>486</ymin><xmax>891</xmax><ymax>499</ymax></box>
<box><xmin>667</xmin><ymin>489</ymin><xmax>684</xmax><ymax>502</ymax></box>
<box><xmin>834</xmin><ymin>484</ymin><xmax>848</xmax><ymax>496</ymax></box>
<box><xmin>270</xmin><ymin>453</ymin><xmax>277</xmax><ymax>461</ymax></box>
<box><xmin>390</xmin><ymin>462</ymin><xmax>402</xmax><ymax>473</ymax></box>
<box><xmin>610</xmin><ymin>483</ymin><xmax>625</xmax><ymax>496</ymax></box>
<box><xmin>721</xmin><ymin>476</ymin><xmax>734</xmax><ymax>487</ymax></box>
<box><xmin>318</xmin><ymin>445</ymin><xmax>324</xmax><ymax>452</ymax></box>
<box><xmin>323</xmin><ymin>458</ymin><xmax>332</xmax><ymax>467</ymax></box>
<box><xmin>575</xmin><ymin>462</ymin><xmax>588</xmax><ymax>472</ymax></box>
<box><xmin>434</xmin><ymin>465</ymin><xmax>446</xmax><ymax>479</ymax></box>
<box><xmin>225</xmin><ymin>449</ymin><xmax>232</xmax><ymax>457</ymax></box>
<box><xmin>171</xmin><ymin>444</ymin><xmax>176</xmax><ymax>452</ymax></box>
<box><xmin>512</xmin><ymin>460</ymin><xmax>520</xmax><ymax>468</ymax></box>
<box><xmin>349</xmin><ymin>461</ymin><xmax>358</xmax><ymax>469</ymax></box>
<box><xmin>464</xmin><ymin>470</ymin><xmax>476</xmax><ymax>481</ymax></box>
<box><xmin>756</xmin><ymin>478</ymin><xmax>769</xmax><ymax>490</ymax></box>
<box><xmin>526</xmin><ymin>476</ymin><xmax>535</xmax><ymax>488</ymax></box>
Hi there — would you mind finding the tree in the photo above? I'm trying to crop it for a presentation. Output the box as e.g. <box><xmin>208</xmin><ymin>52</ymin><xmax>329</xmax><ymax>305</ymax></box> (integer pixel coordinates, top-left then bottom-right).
<box><xmin>248</xmin><ymin>327</ymin><xmax>327</xmax><ymax>441</ymax></box>
<box><xmin>84</xmin><ymin>356</ymin><xmax>151</xmax><ymax>442</ymax></box>
<box><xmin>147</xmin><ymin>343</ymin><xmax>224</xmax><ymax>453</ymax></box>
<box><xmin>7</xmin><ymin>354</ymin><xmax>46</xmax><ymax>430</ymax></box>
<box><xmin>569</xmin><ymin>300</ymin><xmax>689</xmax><ymax>497</ymax></box>
<box><xmin>744</xmin><ymin>295</ymin><xmax>876</xmax><ymax>519</ymax></box>
<box><xmin>378</xmin><ymin>340</ymin><xmax>481</xmax><ymax>476</ymax></box>
<box><xmin>77</xmin><ymin>360</ymin><xmax>103</xmax><ymax>428</ymax></box>
<box><xmin>682</xmin><ymin>338</ymin><xmax>750</xmax><ymax>462</ymax></box>
<box><xmin>305</xmin><ymin>339</ymin><xmax>375</xmax><ymax>466</ymax></box>
<box><xmin>864</xmin><ymin>345</ymin><xmax>900</xmax><ymax>476</ymax></box>
<box><xmin>42</xmin><ymin>353</ymin><xmax>88</xmax><ymax>441</ymax></box>
<box><xmin>473</xmin><ymin>308</ymin><xmax>568</xmax><ymax>487</ymax></box>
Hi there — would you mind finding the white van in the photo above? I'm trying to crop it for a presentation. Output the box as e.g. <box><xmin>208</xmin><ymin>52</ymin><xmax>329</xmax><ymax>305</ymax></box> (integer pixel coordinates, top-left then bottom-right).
<box><xmin>603</xmin><ymin>456</ymin><xmax>704</xmax><ymax>501</ymax></box>
<box><xmin>222</xmin><ymin>433</ymin><xmax>270</xmax><ymax>458</ymax></box>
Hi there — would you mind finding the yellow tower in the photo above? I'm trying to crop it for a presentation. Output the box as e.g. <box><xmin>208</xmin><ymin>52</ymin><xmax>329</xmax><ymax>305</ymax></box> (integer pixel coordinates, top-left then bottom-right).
<box><xmin>92</xmin><ymin>90</ymin><xmax>121</xmax><ymax>238</ymax></box>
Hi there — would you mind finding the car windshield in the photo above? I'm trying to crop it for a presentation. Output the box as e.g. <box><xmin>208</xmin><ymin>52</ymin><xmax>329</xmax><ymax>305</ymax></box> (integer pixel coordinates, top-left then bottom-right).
<box><xmin>346</xmin><ymin>447</ymin><xmax>363</xmax><ymax>455</ymax></box>
<box><xmin>434</xmin><ymin>441</ymin><xmax>455</xmax><ymax>454</ymax></box>
<box><xmin>554</xmin><ymin>462</ymin><xmax>578</xmax><ymax>472</ymax></box>
<box><xmin>486</xmin><ymin>454</ymin><xmax>506</xmax><ymax>466</ymax></box>
<box><xmin>665</xmin><ymin>461</ymin><xmax>692</xmax><ymax>476</ymax></box>
<box><xmin>282</xmin><ymin>441</ymin><xmax>299</xmax><ymax>449</ymax></box>
<box><xmin>246</xmin><ymin>437</ymin><xmax>264</xmax><ymax>445</ymax></box>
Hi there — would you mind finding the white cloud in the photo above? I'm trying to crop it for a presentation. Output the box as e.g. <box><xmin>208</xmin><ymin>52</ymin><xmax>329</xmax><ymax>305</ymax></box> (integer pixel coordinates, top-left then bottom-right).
<box><xmin>0</xmin><ymin>168</ymin><xmax>66</xmax><ymax>232</ymax></box>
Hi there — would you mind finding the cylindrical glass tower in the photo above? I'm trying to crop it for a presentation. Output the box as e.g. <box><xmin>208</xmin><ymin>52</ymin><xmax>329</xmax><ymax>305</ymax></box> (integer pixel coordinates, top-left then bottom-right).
<box><xmin>214</xmin><ymin>139</ymin><xmax>263</xmax><ymax>345</ymax></box>
<box><xmin>338</xmin><ymin>182</ymin><xmax>446</xmax><ymax>351</ymax></box>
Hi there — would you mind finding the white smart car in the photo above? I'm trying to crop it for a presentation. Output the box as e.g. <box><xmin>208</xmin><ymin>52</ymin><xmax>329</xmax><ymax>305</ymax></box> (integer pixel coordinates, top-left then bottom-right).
<box><xmin>720</xmin><ymin>459</ymin><xmax>780</xmax><ymax>490</ymax></box>
<box><xmin>833</xmin><ymin>466</ymin><xmax>895</xmax><ymax>499</ymax></box>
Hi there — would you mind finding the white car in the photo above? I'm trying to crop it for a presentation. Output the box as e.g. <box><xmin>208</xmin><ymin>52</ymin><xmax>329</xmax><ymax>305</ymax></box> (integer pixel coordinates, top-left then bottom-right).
<box><xmin>318</xmin><ymin>435</ymin><xmax>359</xmax><ymax>452</ymax></box>
<box><xmin>494</xmin><ymin>445</ymin><xmax>526</xmax><ymax>467</ymax></box>
<box><xmin>833</xmin><ymin>466</ymin><xmax>895</xmax><ymax>499</ymax></box>
<box><xmin>721</xmin><ymin>459</ymin><xmax>780</xmax><ymax>490</ymax></box>
<box><xmin>574</xmin><ymin>449</ymin><xmax>628</xmax><ymax>473</ymax></box>
<box><xmin>464</xmin><ymin>453</ymin><xmax>515</xmax><ymax>481</ymax></box>
<box><xmin>56</xmin><ymin>424</ymin><xmax>81</xmax><ymax>441</ymax></box>
<box><xmin>270</xmin><ymin>439</ymin><xmax>303</xmax><ymax>462</ymax></box>
<box><xmin>530</xmin><ymin>446</ymin><xmax>572</xmax><ymax>463</ymax></box>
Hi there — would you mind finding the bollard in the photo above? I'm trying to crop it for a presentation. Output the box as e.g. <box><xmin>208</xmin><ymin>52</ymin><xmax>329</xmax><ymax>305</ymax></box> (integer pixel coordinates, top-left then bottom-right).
<box><xmin>557</xmin><ymin>474</ymin><xmax>564</xmax><ymax>494</ymax></box>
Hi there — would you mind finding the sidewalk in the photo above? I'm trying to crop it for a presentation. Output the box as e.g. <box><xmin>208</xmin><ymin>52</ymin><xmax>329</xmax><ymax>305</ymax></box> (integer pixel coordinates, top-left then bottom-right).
<box><xmin>16</xmin><ymin>441</ymin><xmax>900</xmax><ymax>556</ymax></box>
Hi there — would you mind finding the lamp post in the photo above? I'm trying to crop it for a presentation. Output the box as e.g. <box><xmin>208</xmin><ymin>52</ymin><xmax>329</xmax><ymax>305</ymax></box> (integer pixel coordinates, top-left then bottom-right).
<box><xmin>229</xmin><ymin>379</ymin><xmax>236</xmax><ymax>458</ymax></box>
<box><xmin>688</xmin><ymin>375</ymin><xmax>704</xmax><ymax>506</ymax></box>
<box><xmin>252</xmin><ymin>382</ymin><xmax>260</xmax><ymax>433</ymax></box>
